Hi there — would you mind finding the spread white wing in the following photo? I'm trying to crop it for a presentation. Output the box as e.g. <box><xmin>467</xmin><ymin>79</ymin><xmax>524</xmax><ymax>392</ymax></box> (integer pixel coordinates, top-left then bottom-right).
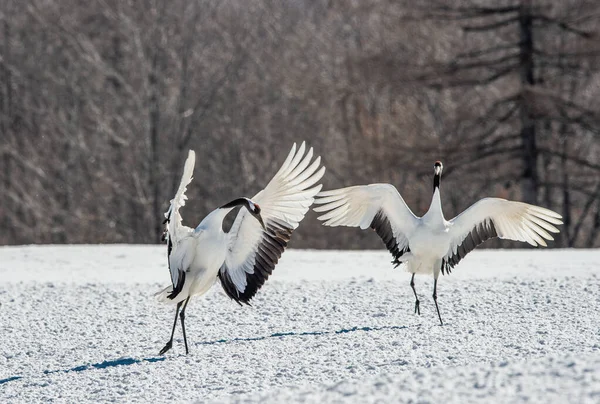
<box><xmin>218</xmin><ymin>142</ymin><xmax>325</xmax><ymax>304</ymax></box>
<box><xmin>164</xmin><ymin>150</ymin><xmax>196</xmax><ymax>292</ymax></box>
<box><xmin>314</xmin><ymin>184</ymin><xmax>419</xmax><ymax>265</ymax></box>
<box><xmin>441</xmin><ymin>198</ymin><xmax>562</xmax><ymax>274</ymax></box>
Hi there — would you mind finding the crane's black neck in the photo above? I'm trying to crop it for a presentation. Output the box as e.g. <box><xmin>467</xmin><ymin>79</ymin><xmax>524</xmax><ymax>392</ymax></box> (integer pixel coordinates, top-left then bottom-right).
<box><xmin>220</xmin><ymin>197</ymin><xmax>251</xmax><ymax>210</ymax></box>
<box><xmin>433</xmin><ymin>173</ymin><xmax>441</xmax><ymax>192</ymax></box>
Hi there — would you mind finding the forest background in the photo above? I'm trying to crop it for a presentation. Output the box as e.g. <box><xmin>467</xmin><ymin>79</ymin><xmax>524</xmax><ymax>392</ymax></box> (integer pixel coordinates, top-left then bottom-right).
<box><xmin>1</xmin><ymin>0</ymin><xmax>599</xmax><ymax>249</ymax></box>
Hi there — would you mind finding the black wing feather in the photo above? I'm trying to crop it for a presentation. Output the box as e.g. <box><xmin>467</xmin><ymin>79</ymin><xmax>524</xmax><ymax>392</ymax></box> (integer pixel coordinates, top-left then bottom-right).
<box><xmin>441</xmin><ymin>218</ymin><xmax>498</xmax><ymax>275</ymax></box>
<box><xmin>167</xmin><ymin>269</ymin><xmax>186</xmax><ymax>300</ymax></box>
<box><xmin>164</xmin><ymin>232</ymin><xmax>186</xmax><ymax>300</ymax></box>
<box><xmin>370</xmin><ymin>210</ymin><xmax>410</xmax><ymax>268</ymax></box>
<box><xmin>218</xmin><ymin>221</ymin><xmax>294</xmax><ymax>305</ymax></box>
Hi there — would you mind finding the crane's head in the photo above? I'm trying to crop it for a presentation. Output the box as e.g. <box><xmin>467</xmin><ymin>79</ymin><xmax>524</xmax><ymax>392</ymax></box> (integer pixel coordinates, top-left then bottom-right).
<box><xmin>220</xmin><ymin>197</ymin><xmax>266</xmax><ymax>230</ymax></box>
<box><xmin>246</xmin><ymin>199</ymin><xmax>266</xmax><ymax>230</ymax></box>
<box><xmin>434</xmin><ymin>161</ymin><xmax>443</xmax><ymax>176</ymax></box>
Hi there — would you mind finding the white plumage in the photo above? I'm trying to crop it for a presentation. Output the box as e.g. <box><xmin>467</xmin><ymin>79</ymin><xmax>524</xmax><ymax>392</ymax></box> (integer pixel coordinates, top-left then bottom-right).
<box><xmin>314</xmin><ymin>161</ymin><xmax>562</xmax><ymax>325</ymax></box>
<box><xmin>157</xmin><ymin>142</ymin><xmax>324</xmax><ymax>354</ymax></box>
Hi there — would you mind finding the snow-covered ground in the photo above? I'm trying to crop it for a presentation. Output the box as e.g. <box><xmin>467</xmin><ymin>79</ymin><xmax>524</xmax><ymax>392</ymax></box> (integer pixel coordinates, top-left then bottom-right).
<box><xmin>1</xmin><ymin>246</ymin><xmax>599</xmax><ymax>403</ymax></box>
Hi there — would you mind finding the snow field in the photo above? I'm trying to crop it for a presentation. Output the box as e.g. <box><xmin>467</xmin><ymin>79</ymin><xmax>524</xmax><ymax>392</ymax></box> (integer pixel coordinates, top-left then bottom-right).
<box><xmin>0</xmin><ymin>246</ymin><xmax>599</xmax><ymax>403</ymax></box>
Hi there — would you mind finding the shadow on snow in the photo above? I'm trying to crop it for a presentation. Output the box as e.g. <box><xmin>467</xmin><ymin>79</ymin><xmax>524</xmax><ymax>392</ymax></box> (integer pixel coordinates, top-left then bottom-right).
<box><xmin>43</xmin><ymin>357</ymin><xmax>166</xmax><ymax>375</ymax></box>
<box><xmin>0</xmin><ymin>323</ymin><xmax>412</xmax><ymax>386</ymax></box>
<box><xmin>195</xmin><ymin>324</ymin><xmax>410</xmax><ymax>346</ymax></box>
<box><xmin>0</xmin><ymin>376</ymin><xmax>23</xmax><ymax>385</ymax></box>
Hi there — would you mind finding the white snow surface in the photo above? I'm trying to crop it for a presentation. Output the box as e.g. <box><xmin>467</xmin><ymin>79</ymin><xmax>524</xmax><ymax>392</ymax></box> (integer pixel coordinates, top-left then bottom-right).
<box><xmin>1</xmin><ymin>245</ymin><xmax>599</xmax><ymax>403</ymax></box>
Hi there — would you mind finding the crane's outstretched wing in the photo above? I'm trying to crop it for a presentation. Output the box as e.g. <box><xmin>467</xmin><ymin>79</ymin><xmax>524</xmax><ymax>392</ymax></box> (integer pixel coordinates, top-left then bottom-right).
<box><xmin>314</xmin><ymin>184</ymin><xmax>419</xmax><ymax>266</ymax></box>
<box><xmin>164</xmin><ymin>150</ymin><xmax>196</xmax><ymax>294</ymax></box>
<box><xmin>218</xmin><ymin>142</ymin><xmax>325</xmax><ymax>304</ymax></box>
<box><xmin>442</xmin><ymin>198</ymin><xmax>562</xmax><ymax>274</ymax></box>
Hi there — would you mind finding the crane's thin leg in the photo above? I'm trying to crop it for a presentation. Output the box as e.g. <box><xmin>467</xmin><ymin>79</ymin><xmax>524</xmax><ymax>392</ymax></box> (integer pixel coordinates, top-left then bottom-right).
<box><xmin>433</xmin><ymin>278</ymin><xmax>443</xmax><ymax>326</ymax></box>
<box><xmin>179</xmin><ymin>297</ymin><xmax>191</xmax><ymax>355</ymax></box>
<box><xmin>410</xmin><ymin>273</ymin><xmax>420</xmax><ymax>315</ymax></box>
<box><xmin>159</xmin><ymin>301</ymin><xmax>182</xmax><ymax>355</ymax></box>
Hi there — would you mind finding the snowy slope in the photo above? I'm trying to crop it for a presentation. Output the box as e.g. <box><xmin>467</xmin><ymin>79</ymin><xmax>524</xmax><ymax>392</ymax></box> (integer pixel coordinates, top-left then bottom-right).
<box><xmin>0</xmin><ymin>246</ymin><xmax>599</xmax><ymax>403</ymax></box>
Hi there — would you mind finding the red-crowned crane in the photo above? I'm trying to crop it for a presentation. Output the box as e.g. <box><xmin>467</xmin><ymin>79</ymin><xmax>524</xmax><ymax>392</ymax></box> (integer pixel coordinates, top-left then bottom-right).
<box><xmin>157</xmin><ymin>142</ymin><xmax>324</xmax><ymax>354</ymax></box>
<box><xmin>314</xmin><ymin>161</ymin><xmax>562</xmax><ymax>325</ymax></box>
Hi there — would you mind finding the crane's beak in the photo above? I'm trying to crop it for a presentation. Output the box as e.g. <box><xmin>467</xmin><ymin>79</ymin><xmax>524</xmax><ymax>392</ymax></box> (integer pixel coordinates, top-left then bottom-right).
<box><xmin>256</xmin><ymin>214</ymin><xmax>266</xmax><ymax>230</ymax></box>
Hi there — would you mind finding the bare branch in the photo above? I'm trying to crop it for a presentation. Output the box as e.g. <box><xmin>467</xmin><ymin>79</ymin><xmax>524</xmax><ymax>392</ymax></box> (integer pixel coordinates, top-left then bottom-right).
<box><xmin>428</xmin><ymin>63</ymin><xmax>518</xmax><ymax>88</ymax></box>
<box><xmin>463</xmin><ymin>16</ymin><xmax>519</xmax><ymax>32</ymax></box>
<box><xmin>533</xmin><ymin>14</ymin><xmax>596</xmax><ymax>39</ymax></box>
<box><xmin>457</xmin><ymin>43</ymin><xmax>520</xmax><ymax>59</ymax></box>
<box><xmin>538</xmin><ymin>147</ymin><xmax>600</xmax><ymax>172</ymax></box>
<box><xmin>448</xmin><ymin>53</ymin><xmax>519</xmax><ymax>71</ymax></box>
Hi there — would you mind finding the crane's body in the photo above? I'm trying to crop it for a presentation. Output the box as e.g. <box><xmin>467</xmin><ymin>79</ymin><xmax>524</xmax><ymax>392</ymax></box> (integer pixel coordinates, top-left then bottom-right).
<box><xmin>404</xmin><ymin>190</ymin><xmax>449</xmax><ymax>275</ymax></box>
<box><xmin>157</xmin><ymin>209</ymin><xmax>230</xmax><ymax>304</ymax></box>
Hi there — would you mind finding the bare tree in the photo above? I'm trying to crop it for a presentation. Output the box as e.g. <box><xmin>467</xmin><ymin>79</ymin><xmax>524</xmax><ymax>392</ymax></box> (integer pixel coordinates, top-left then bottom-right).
<box><xmin>1</xmin><ymin>0</ymin><xmax>599</xmax><ymax>248</ymax></box>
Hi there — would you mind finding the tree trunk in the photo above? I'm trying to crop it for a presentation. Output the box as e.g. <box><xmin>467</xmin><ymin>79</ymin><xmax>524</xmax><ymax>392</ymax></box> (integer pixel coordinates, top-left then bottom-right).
<box><xmin>560</xmin><ymin>136</ymin><xmax>571</xmax><ymax>246</ymax></box>
<box><xmin>150</xmin><ymin>87</ymin><xmax>160</xmax><ymax>238</ymax></box>
<box><xmin>149</xmin><ymin>51</ymin><xmax>161</xmax><ymax>243</ymax></box>
<box><xmin>518</xmin><ymin>4</ymin><xmax>538</xmax><ymax>204</ymax></box>
<box><xmin>586</xmin><ymin>202</ymin><xmax>600</xmax><ymax>248</ymax></box>
<box><xmin>1</xmin><ymin>14</ymin><xmax>13</xmax><ymax>241</ymax></box>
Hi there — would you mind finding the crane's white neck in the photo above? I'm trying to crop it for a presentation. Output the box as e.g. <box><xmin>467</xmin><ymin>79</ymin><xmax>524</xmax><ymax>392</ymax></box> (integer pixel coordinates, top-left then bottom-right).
<box><xmin>194</xmin><ymin>207</ymin><xmax>233</xmax><ymax>234</ymax></box>
<box><xmin>424</xmin><ymin>187</ymin><xmax>445</xmax><ymax>224</ymax></box>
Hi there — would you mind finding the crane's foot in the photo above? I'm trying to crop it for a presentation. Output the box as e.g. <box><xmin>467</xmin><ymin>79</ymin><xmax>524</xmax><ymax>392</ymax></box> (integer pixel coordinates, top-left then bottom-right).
<box><xmin>414</xmin><ymin>299</ymin><xmax>421</xmax><ymax>315</ymax></box>
<box><xmin>159</xmin><ymin>340</ymin><xmax>173</xmax><ymax>355</ymax></box>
